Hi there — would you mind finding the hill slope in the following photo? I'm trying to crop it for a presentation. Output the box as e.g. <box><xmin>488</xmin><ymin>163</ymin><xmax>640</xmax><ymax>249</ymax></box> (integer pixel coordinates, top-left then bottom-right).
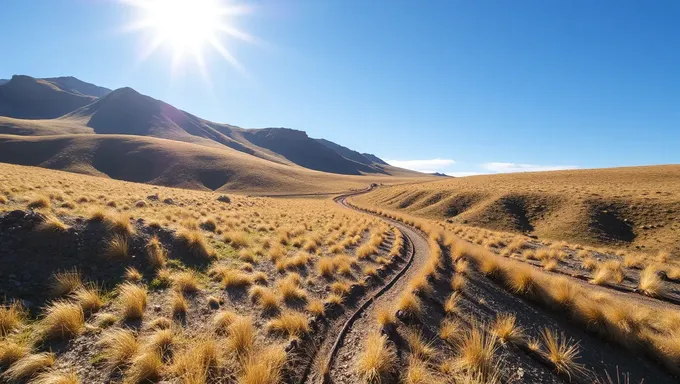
<box><xmin>0</xmin><ymin>75</ymin><xmax>97</xmax><ymax>119</ymax></box>
<box><xmin>0</xmin><ymin>134</ymin><xmax>433</xmax><ymax>194</ymax></box>
<box><xmin>352</xmin><ymin>166</ymin><xmax>680</xmax><ymax>251</ymax></box>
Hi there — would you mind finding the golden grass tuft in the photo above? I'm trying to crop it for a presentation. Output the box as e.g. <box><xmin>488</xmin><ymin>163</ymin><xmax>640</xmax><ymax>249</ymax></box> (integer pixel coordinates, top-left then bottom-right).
<box><xmin>170</xmin><ymin>338</ymin><xmax>220</xmax><ymax>384</ymax></box>
<box><xmin>213</xmin><ymin>310</ymin><xmax>238</xmax><ymax>334</ymax></box>
<box><xmin>0</xmin><ymin>341</ymin><xmax>28</xmax><ymax>367</ymax></box>
<box><xmin>37</xmin><ymin>215</ymin><xmax>69</xmax><ymax>232</ymax></box>
<box><xmin>0</xmin><ymin>302</ymin><xmax>24</xmax><ymax>337</ymax></box>
<box><xmin>403</xmin><ymin>328</ymin><xmax>435</xmax><ymax>360</ymax></box>
<box><xmin>171</xmin><ymin>292</ymin><xmax>188</xmax><ymax>316</ymax></box>
<box><xmin>397</xmin><ymin>291</ymin><xmax>421</xmax><ymax>318</ymax></box>
<box><xmin>2</xmin><ymin>352</ymin><xmax>55</xmax><ymax>382</ymax></box>
<box><xmin>403</xmin><ymin>357</ymin><xmax>438</xmax><ymax>384</ymax></box>
<box><xmin>491</xmin><ymin>313</ymin><xmax>524</xmax><ymax>344</ymax></box>
<box><xmin>98</xmin><ymin>328</ymin><xmax>139</xmax><ymax>368</ymax></box>
<box><xmin>355</xmin><ymin>332</ymin><xmax>397</xmax><ymax>383</ymax></box>
<box><xmin>317</xmin><ymin>257</ymin><xmax>335</xmax><ymax>277</ymax></box>
<box><xmin>226</xmin><ymin>316</ymin><xmax>255</xmax><ymax>356</ymax></box>
<box><xmin>239</xmin><ymin>344</ymin><xmax>287</xmax><ymax>384</ymax></box>
<box><xmin>27</xmin><ymin>369</ymin><xmax>80</xmax><ymax>384</ymax></box>
<box><xmin>145</xmin><ymin>236</ymin><xmax>167</xmax><ymax>268</ymax></box>
<box><xmin>27</xmin><ymin>196</ymin><xmax>51</xmax><ymax>210</ymax></box>
<box><xmin>440</xmin><ymin>318</ymin><xmax>463</xmax><ymax>345</ymax></box>
<box><xmin>223</xmin><ymin>230</ymin><xmax>250</xmax><ymax>249</ymax></box>
<box><xmin>39</xmin><ymin>301</ymin><xmax>84</xmax><ymax>340</ymax></box>
<box><xmin>590</xmin><ymin>260</ymin><xmax>625</xmax><ymax>286</ymax></box>
<box><xmin>306</xmin><ymin>299</ymin><xmax>326</xmax><ymax>317</ymax></box>
<box><xmin>249</xmin><ymin>286</ymin><xmax>281</xmax><ymax>312</ymax></box>
<box><xmin>266</xmin><ymin>310</ymin><xmax>309</xmax><ymax>337</ymax></box>
<box><xmin>118</xmin><ymin>283</ymin><xmax>148</xmax><ymax>320</ymax></box>
<box><xmin>177</xmin><ymin>229</ymin><xmax>216</xmax><ymax>259</ymax></box>
<box><xmin>124</xmin><ymin>266</ymin><xmax>143</xmax><ymax>282</ymax></box>
<box><xmin>540</xmin><ymin>327</ymin><xmax>584</xmax><ymax>378</ymax></box>
<box><xmin>172</xmin><ymin>271</ymin><xmax>200</xmax><ymax>293</ymax></box>
<box><xmin>451</xmin><ymin>275</ymin><xmax>466</xmax><ymax>292</ymax></box>
<box><xmin>638</xmin><ymin>266</ymin><xmax>667</xmax><ymax>297</ymax></box>
<box><xmin>72</xmin><ymin>286</ymin><xmax>104</xmax><ymax>313</ymax></box>
<box><xmin>221</xmin><ymin>269</ymin><xmax>254</xmax><ymax>289</ymax></box>
<box><xmin>105</xmin><ymin>235</ymin><xmax>129</xmax><ymax>259</ymax></box>
<box><xmin>456</xmin><ymin>324</ymin><xmax>499</xmax><ymax>379</ymax></box>
<box><xmin>50</xmin><ymin>269</ymin><xmax>82</xmax><ymax>297</ymax></box>
<box><xmin>125</xmin><ymin>350</ymin><xmax>163</xmax><ymax>384</ymax></box>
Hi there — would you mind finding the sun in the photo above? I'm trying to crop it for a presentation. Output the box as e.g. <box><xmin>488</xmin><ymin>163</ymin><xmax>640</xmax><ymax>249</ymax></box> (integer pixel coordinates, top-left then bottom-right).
<box><xmin>121</xmin><ymin>0</ymin><xmax>253</xmax><ymax>74</ymax></box>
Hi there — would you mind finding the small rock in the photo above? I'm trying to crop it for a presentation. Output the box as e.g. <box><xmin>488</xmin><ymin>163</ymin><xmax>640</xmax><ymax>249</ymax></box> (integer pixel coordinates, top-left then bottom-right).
<box><xmin>217</xmin><ymin>195</ymin><xmax>231</xmax><ymax>203</ymax></box>
<box><xmin>154</xmin><ymin>305</ymin><xmax>162</xmax><ymax>312</ymax></box>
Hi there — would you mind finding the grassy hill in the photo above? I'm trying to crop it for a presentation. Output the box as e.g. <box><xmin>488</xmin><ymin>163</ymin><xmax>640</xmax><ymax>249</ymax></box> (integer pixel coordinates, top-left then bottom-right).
<box><xmin>352</xmin><ymin>165</ymin><xmax>680</xmax><ymax>251</ymax></box>
<box><xmin>0</xmin><ymin>134</ymin><xmax>433</xmax><ymax>194</ymax></box>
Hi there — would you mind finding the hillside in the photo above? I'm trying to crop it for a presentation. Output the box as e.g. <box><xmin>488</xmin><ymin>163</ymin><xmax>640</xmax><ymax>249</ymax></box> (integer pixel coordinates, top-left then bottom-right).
<box><xmin>0</xmin><ymin>78</ymin><xmax>417</xmax><ymax>177</ymax></box>
<box><xmin>0</xmin><ymin>75</ymin><xmax>97</xmax><ymax>119</ymax></box>
<box><xmin>352</xmin><ymin>165</ymin><xmax>680</xmax><ymax>251</ymax></box>
<box><xmin>0</xmin><ymin>134</ymin><xmax>432</xmax><ymax>195</ymax></box>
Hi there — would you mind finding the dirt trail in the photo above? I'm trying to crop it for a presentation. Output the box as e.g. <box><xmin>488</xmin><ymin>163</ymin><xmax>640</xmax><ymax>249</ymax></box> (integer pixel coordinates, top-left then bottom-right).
<box><xmin>298</xmin><ymin>192</ymin><xmax>431</xmax><ymax>384</ymax></box>
<box><xmin>320</xmin><ymin>190</ymin><xmax>678</xmax><ymax>383</ymax></box>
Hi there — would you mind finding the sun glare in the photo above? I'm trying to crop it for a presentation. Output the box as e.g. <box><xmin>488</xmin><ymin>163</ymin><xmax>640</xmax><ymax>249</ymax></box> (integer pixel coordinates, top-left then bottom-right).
<box><xmin>122</xmin><ymin>0</ymin><xmax>254</xmax><ymax>74</ymax></box>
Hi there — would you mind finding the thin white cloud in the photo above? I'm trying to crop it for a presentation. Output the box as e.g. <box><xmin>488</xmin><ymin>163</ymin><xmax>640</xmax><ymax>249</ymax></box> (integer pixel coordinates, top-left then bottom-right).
<box><xmin>481</xmin><ymin>162</ymin><xmax>579</xmax><ymax>173</ymax></box>
<box><xmin>446</xmin><ymin>171</ymin><xmax>484</xmax><ymax>177</ymax></box>
<box><xmin>386</xmin><ymin>158</ymin><xmax>456</xmax><ymax>173</ymax></box>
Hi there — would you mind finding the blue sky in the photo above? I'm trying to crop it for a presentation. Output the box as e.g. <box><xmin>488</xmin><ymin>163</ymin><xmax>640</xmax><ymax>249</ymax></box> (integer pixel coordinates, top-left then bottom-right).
<box><xmin>1</xmin><ymin>0</ymin><xmax>679</xmax><ymax>176</ymax></box>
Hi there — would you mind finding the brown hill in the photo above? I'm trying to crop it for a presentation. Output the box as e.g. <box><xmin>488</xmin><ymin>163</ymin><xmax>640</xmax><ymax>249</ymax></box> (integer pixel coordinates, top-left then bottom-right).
<box><xmin>0</xmin><ymin>75</ymin><xmax>97</xmax><ymax>119</ymax></box>
<box><xmin>352</xmin><ymin>166</ymin><xmax>680</xmax><ymax>251</ymax></box>
<box><xmin>0</xmin><ymin>134</ymin><xmax>433</xmax><ymax>194</ymax></box>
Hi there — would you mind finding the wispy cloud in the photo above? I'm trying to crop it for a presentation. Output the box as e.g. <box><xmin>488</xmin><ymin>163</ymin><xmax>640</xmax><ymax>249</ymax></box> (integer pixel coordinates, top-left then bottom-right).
<box><xmin>386</xmin><ymin>158</ymin><xmax>456</xmax><ymax>173</ymax></box>
<box><xmin>481</xmin><ymin>162</ymin><xmax>579</xmax><ymax>173</ymax></box>
<box><xmin>446</xmin><ymin>171</ymin><xmax>484</xmax><ymax>177</ymax></box>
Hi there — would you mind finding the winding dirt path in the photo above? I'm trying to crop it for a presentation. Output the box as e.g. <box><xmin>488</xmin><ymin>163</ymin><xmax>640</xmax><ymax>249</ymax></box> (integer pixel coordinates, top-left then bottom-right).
<box><xmin>300</xmin><ymin>191</ymin><xmax>432</xmax><ymax>384</ymax></box>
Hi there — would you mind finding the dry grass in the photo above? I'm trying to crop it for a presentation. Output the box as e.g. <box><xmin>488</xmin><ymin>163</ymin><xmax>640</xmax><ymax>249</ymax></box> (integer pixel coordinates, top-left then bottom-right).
<box><xmin>39</xmin><ymin>301</ymin><xmax>84</xmax><ymax>340</ymax></box>
<box><xmin>540</xmin><ymin>327</ymin><xmax>584</xmax><ymax>378</ymax></box>
<box><xmin>440</xmin><ymin>318</ymin><xmax>463</xmax><ymax>345</ymax></box>
<box><xmin>29</xmin><ymin>370</ymin><xmax>80</xmax><ymax>384</ymax></box>
<box><xmin>169</xmin><ymin>338</ymin><xmax>220</xmax><ymax>384</ymax></box>
<box><xmin>638</xmin><ymin>266</ymin><xmax>667</xmax><ymax>297</ymax></box>
<box><xmin>355</xmin><ymin>332</ymin><xmax>396</xmax><ymax>383</ymax></box>
<box><xmin>590</xmin><ymin>260</ymin><xmax>625</xmax><ymax>286</ymax></box>
<box><xmin>72</xmin><ymin>286</ymin><xmax>104</xmax><ymax>313</ymax></box>
<box><xmin>118</xmin><ymin>283</ymin><xmax>148</xmax><ymax>320</ymax></box>
<box><xmin>0</xmin><ymin>302</ymin><xmax>24</xmax><ymax>337</ymax></box>
<box><xmin>171</xmin><ymin>292</ymin><xmax>188</xmax><ymax>316</ymax></box>
<box><xmin>0</xmin><ymin>341</ymin><xmax>29</xmax><ymax>368</ymax></box>
<box><xmin>124</xmin><ymin>266</ymin><xmax>143</xmax><ymax>282</ymax></box>
<box><xmin>239</xmin><ymin>345</ymin><xmax>287</xmax><ymax>384</ymax></box>
<box><xmin>456</xmin><ymin>324</ymin><xmax>499</xmax><ymax>379</ymax></box>
<box><xmin>27</xmin><ymin>196</ymin><xmax>51</xmax><ymax>210</ymax></box>
<box><xmin>98</xmin><ymin>328</ymin><xmax>139</xmax><ymax>368</ymax></box>
<box><xmin>306</xmin><ymin>299</ymin><xmax>326</xmax><ymax>317</ymax></box>
<box><xmin>267</xmin><ymin>311</ymin><xmax>309</xmax><ymax>337</ymax></box>
<box><xmin>221</xmin><ymin>269</ymin><xmax>254</xmax><ymax>289</ymax></box>
<box><xmin>50</xmin><ymin>269</ymin><xmax>82</xmax><ymax>297</ymax></box>
<box><xmin>403</xmin><ymin>328</ymin><xmax>435</xmax><ymax>360</ymax></box>
<box><xmin>36</xmin><ymin>215</ymin><xmax>69</xmax><ymax>232</ymax></box>
<box><xmin>2</xmin><ymin>352</ymin><xmax>55</xmax><ymax>382</ymax></box>
<box><xmin>491</xmin><ymin>313</ymin><xmax>524</xmax><ymax>344</ymax></box>
<box><xmin>403</xmin><ymin>357</ymin><xmax>439</xmax><ymax>384</ymax></box>
<box><xmin>397</xmin><ymin>292</ymin><xmax>421</xmax><ymax>318</ymax></box>
<box><xmin>225</xmin><ymin>316</ymin><xmax>255</xmax><ymax>356</ymax></box>
<box><xmin>126</xmin><ymin>350</ymin><xmax>163</xmax><ymax>383</ymax></box>
<box><xmin>177</xmin><ymin>229</ymin><xmax>216</xmax><ymax>259</ymax></box>
<box><xmin>213</xmin><ymin>310</ymin><xmax>238</xmax><ymax>334</ymax></box>
<box><xmin>172</xmin><ymin>271</ymin><xmax>200</xmax><ymax>293</ymax></box>
<box><xmin>146</xmin><ymin>236</ymin><xmax>167</xmax><ymax>268</ymax></box>
<box><xmin>105</xmin><ymin>235</ymin><xmax>129</xmax><ymax>259</ymax></box>
<box><xmin>249</xmin><ymin>286</ymin><xmax>281</xmax><ymax>312</ymax></box>
<box><xmin>317</xmin><ymin>257</ymin><xmax>335</xmax><ymax>277</ymax></box>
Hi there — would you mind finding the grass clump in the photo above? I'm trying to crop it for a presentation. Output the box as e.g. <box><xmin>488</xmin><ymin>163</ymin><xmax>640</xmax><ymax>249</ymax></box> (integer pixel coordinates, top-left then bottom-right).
<box><xmin>50</xmin><ymin>269</ymin><xmax>82</xmax><ymax>297</ymax></box>
<box><xmin>355</xmin><ymin>332</ymin><xmax>396</xmax><ymax>383</ymax></box>
<box><xmin>0</xmin><ymin>341</ymin><xmax>28</xmax><ymax>368</ymax></box>
<box><xmin>491</xmin><ymin>314</ymin><xmax>524</xmax><ymax>344</ymax></box>
<box><xmin>72</xmin><ymin>286</ymin><xmax>104</xmax><ymax>313</ymax></box>
<box><xmin>540</xmin><ymin>328</ymin><xmax>584</xmax><ymax>379</ymax></box>
<box><xmin>172</xmin><ymin>271</ymin><xmax>200</xmax><ymax>293</ymax></box>
<box><xmin>105</xmin><ymin>235</ymin><xmax>129</xmax><ymax>259</ymax></box>
<box><xmin>2</xmin><ymin>352</ymin><xmax>55</xmax><ymax>382</ymax></box>
<box><xmin>145</xmin><ymin>236</ymin><xmax>167</xmax><ymax>268</ymax></box>
<box><xmin>37</xmin><ymin>215</ymin><xmax>69</xmax><ymax>232</ymax></box>
<box><xmin>27</xmin><ymin>196</ymin><xmax>51</xmax><ymax>210</ymax></box>
<box><xmin>225</xmin><ymin>316</ymin><xmax>255</xmax><ymax>356</ymax></box>
<box><xmin>638</xmin><ymin>266</ymin><xmax>667</xmax><ymax>297</ymax></box>
<box><xmin>118</xmin><ymin>283</ymin><xmax>147</xmax><ymax>320</ymax></box>
<box><xmin>456</xmin><ymin>324</ymin><xmax>499</xmax><ymax>379</ymax></box>
<box><xmin>177</xmin><ymin>229</ymin><xmax>216</xmax><ymax>259</ymax></box>
<box><xmin>0</xmin><ymin>302</ymin><xmax>24</xmax><ymax>337</ymax></box>
<box><xmin>28</xmin><ymin>370</ymin><xmax>80</xmax><ymax>384</ymax></box>
<box><xmin>97</xmin><ymin>328</ymin><xmax>139</xmax><ymax>368</ymax></box>
<box><xmin>39</xmin><ymin>301</ymin><xmax>85</xmax><ymax>340</ymax></box>
<box><xmin>239</xmin><ymin>345</ymin><xmax>287</xmax><ymax>384</ymax></box>
<box><xmin>266</xmin><ymin>311</ymin><xmax>309</xmax><ymax>337</ymax></box>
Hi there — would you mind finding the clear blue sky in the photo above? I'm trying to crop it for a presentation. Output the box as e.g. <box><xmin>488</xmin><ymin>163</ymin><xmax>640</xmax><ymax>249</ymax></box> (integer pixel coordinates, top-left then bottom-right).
<box><xmin>1</xmin><ymin>0</ymin><xmax>679</xmax><ymax>175</ymax></box>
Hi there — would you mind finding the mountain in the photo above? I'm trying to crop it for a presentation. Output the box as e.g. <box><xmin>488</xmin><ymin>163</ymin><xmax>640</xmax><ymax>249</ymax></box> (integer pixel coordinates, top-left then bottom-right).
<box><xmin>0</xmin><ymin>75</ymin><xmax>429</xmax><ymax>190</ymax></box>
<box><xmin>315</xmin><ymin>138</ymin><xmax>389</xmax><ymax>168</ymax></box>
<box><xmin>0</xmin><ymin>75</ymin><xmax>97</xmax><ymax>119</ymax></box>
<box><xmin>0</xmin><ymin>134</ymin><xmax>431</xmax><ymax>194</ymax></box>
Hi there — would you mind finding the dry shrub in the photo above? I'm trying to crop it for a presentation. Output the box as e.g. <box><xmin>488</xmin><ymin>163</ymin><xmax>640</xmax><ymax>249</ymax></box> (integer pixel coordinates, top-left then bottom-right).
<box><xmin>39</xmin><ymin>301</ymin><xmax>84</xmax><ymax>340</ymax></box>
<box><xmin>355</xmin><ymin>332</ymin><xmax>396</xmax><ymax>383</ymax></box>
<box><xmin>2</xmin><ymin>352</ymin><xmax>55</xmax><ymax>382</ymax></box>
<box><xmin>118</xmin><ymin>283</ymin><xmax>147</xmax><ymax>320</ymax></box>
<box><xmin>177</xmin><ymin>229</ymin><xmax>216</xmax><ymax>259</ymax></box>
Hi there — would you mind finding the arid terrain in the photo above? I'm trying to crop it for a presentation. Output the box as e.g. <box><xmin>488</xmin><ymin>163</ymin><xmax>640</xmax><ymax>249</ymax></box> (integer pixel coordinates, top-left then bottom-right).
<box><xmin>1</xmin><ymin>75</ymin><xmax>680</xmax><ymax>384</ymax></box>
